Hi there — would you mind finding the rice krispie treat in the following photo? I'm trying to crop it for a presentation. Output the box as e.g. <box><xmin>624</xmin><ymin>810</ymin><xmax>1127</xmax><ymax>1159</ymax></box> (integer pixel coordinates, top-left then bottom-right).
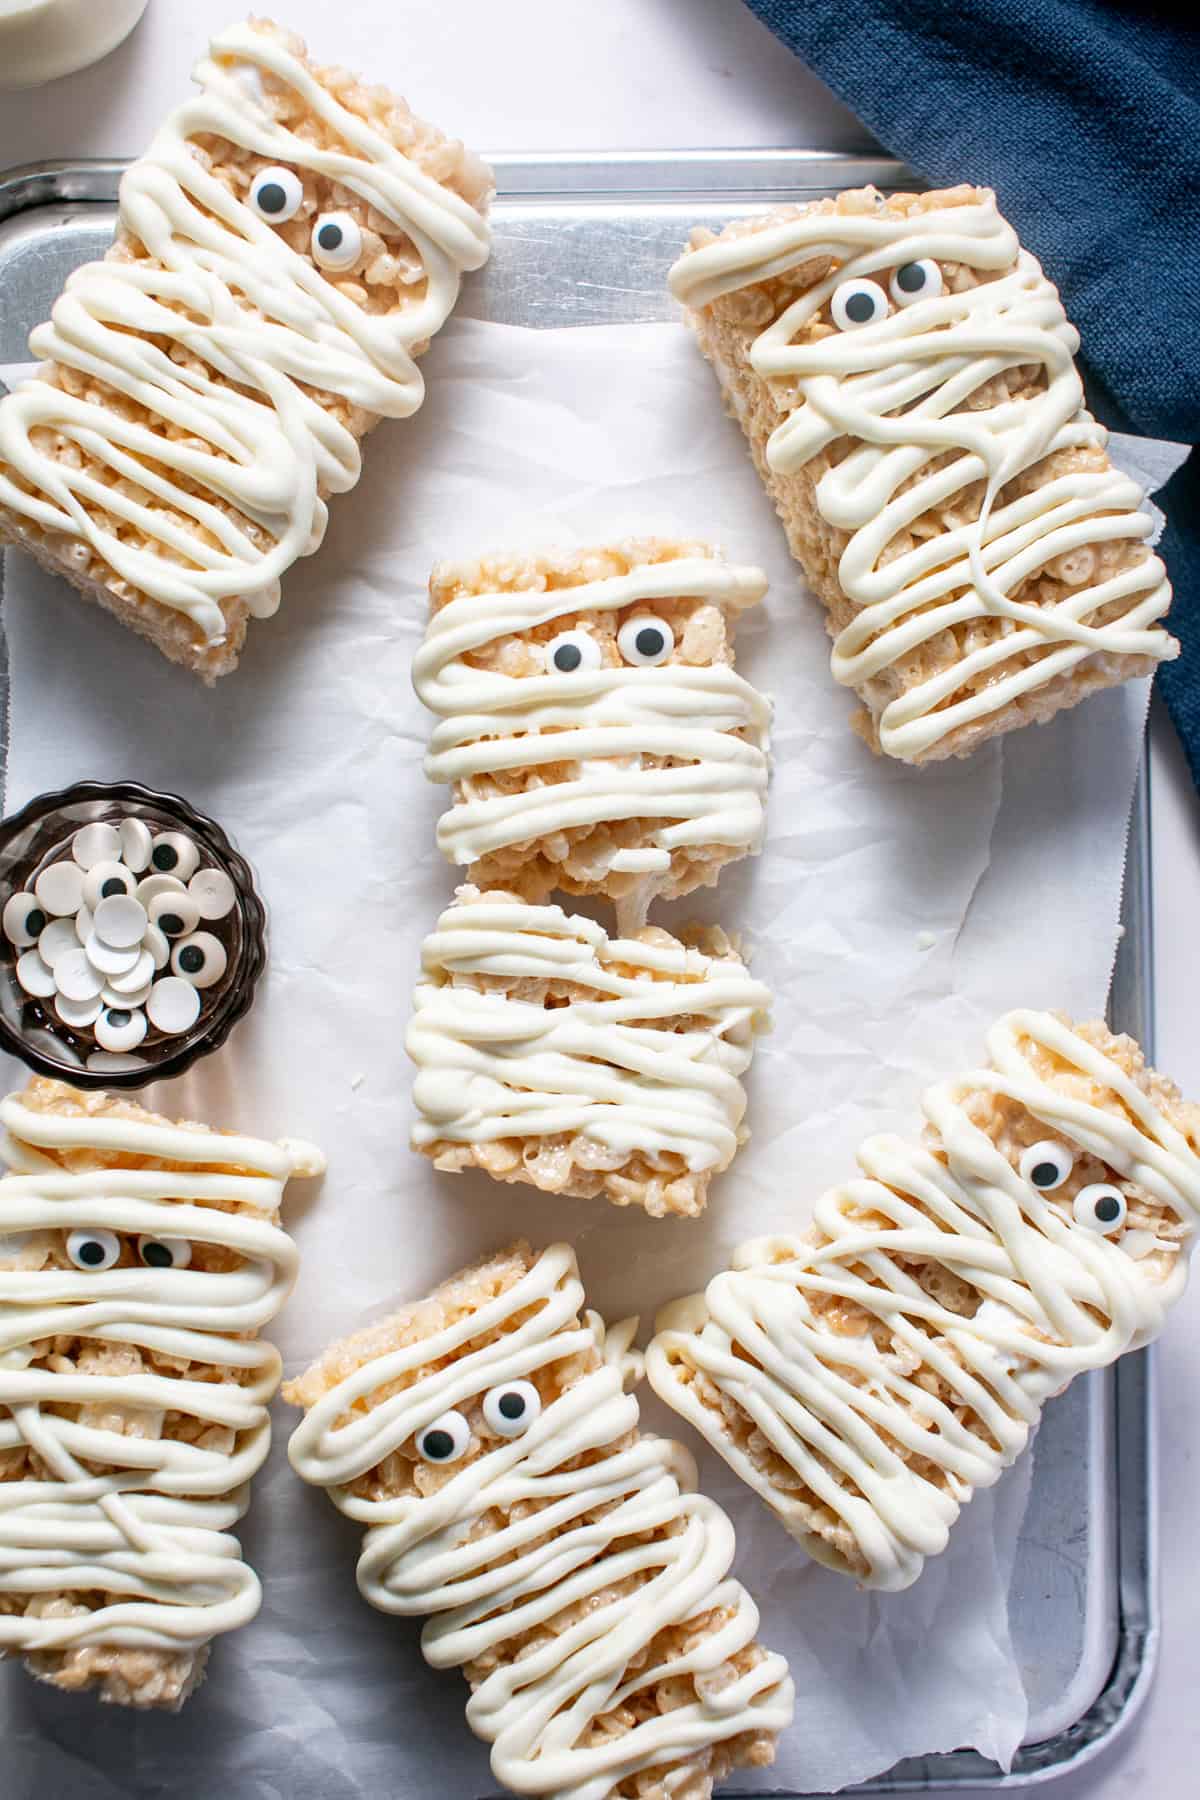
<box><xmin>669</xmin><ymin>185</ymin><xmax>1175</xmax><ymax>763</ymax></box>
<box><xmin>286</xmin><ymin>1241</ymin><xmax>794</xmax><ymax>1798</ymax></box>
<box><xmin>413</xmin><ymin>539</ymin><xmax>771</xmax><ymax>915</ymax></box>
<box><xmin>0</xmin><ymin>17</ymin><xmax>492</xmax><ymax>680</ymax></box>
<box><xmin>646</xmin><ymin>1011</ymin><xmax>1200</xmax><ymax>1591</ymax></box>
<box><xmin>407</xmin><ymin>886</ymin><xmax>771</xmax><ymax>1218</ymax></box>
<box><xmin>0</xmin><ymin>1077</ymin><xmax>323</xmax><ymax>1707</ymax></box>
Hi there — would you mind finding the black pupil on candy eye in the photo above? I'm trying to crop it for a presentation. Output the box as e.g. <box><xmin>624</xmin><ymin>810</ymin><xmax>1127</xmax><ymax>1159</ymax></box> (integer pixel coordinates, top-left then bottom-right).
<box><xmin>1095</xmin><ymin>1194</ymin><xmax>1122</xmax><ymax>1224</ymax></box>
<box><xmin>142</xmin><ymin>1242</ymin><xmax>173</xmax><ymax>1268</ymax></box>
<box><xmin>896</xmin><ymin>262</ymin><xmax>926</xmax><ymax>294</ymax></box>
<box><xmin>79</xmin><ymin>1240</ymin><xmax>107</xmax><ymax>1266</ymax></box>
<box><xmin>318</xmin><ymin>223</ymin><xmax>343</xmax><ymax>251</ymax></box>
<box><xmin>179</xmin><ymin>947</ymin><xmax>204</xmax><ymax>974</ymax></box>
<box><xmin>161</xmin><ymin>913</ymin><xmax>184</xmax><ymax>936</ymax></box>
<box><xmin>554</xmin><ymin>644</ymin><xmax>583</xmax><ymax>672</ymax></box>
<box><xmin>257</xmin><ymin>182</ymin><xmax>287</xmax><ymax>215</ymax></box>
<box><xmin>498</xmin><ymin>1391</ymin><xmax>525</xmax><ymax>1421</ymax></box>
<box><xmin>422</xmin><ymin>1429</ymin><xmax>454</xmax><ymax>1460</ymax></box>
<box><xmin>27</xmin><ymin>909</ymin><xmax>46</xmax><ymax>935</ymax></box>
<box><xmin>100</xmin><ymin>878</ymin><xmax>125</xmax><ymax>898</ymax></box>
<box><xmin>635</xmin><ymin>627</ymin><xmax>664</xmax><ymax>659</ymax></box>
<box><xmin>107</xmin><ymin>1010</ymin><xmax>131</xmax><ymax>1028</ymax></box>
<box><xmin>152</xmin><ymin>845</ymin><xmax>178</xmax><ymax>870</ymax></box>
<box><xmin>1031</xmin><ymin>1161</ymin><xmax>1060</xmax><ymax>1188</ymax></box>
<box><xmin>845</xmin><ymin>291</ymin><xmax>877</xmax><ymax>323</ymax></box>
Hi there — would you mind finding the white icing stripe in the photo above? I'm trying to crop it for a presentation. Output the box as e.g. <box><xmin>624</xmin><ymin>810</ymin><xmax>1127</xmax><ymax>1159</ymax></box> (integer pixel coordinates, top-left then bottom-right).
<box><xmin>0</xmin><ymin>1095</ymin><xmax>322</xmax><ymax>1653</ymax></box>
<box><xmin>288</xmin><ymin>1243</ymin><xmax>793</xmax><ymax>1799</ymax></box>
<box><xmin>407</xmin><ymin>894</ymin><xmax>770</xmax><ymax>1175</ymax></box>
<box><xmin>670</xmin><ymin>194</ymin><xmax>1173</xmax><ymax>758</ymax></box>
<box><xmin>646</xmin><ymin>1012</ymin><xmax>1200</xmax><ymax>1591</ymax></box>
<box><xmin>412</xmin><ymin>558</ymin><xmax>771</xmax><ymax>875</ymax></box>
<box><xmin>0</xmin><ymin>22</ymin><xmax>489</xmax><ymax>643</ymax></box>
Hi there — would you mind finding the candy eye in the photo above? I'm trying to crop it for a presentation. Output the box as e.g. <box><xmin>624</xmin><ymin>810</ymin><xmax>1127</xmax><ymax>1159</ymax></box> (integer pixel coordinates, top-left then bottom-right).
<box><xmin>171</xmin><ymin>931</ymin><xmax>227</xmax><ymax>989</ymax></box>
<box><xmin>82</xmin><ymin>860</ymin><xmax>136</xmax><ymax>909</ymax></box>
<box><xmin>249</xmin><ymin>166</ymin><xmax>304</xmax><ymax>224</ymax></box>
<box><xmin>311</xmin><ymin>212</ymin><xmax>363</xmax><ymax>272</ymax></box>
<box><xmin>889</xmin><ymin>259</ymin><xmax>944</xmax><ymax>307</ymax></box>
<box><xmin>830</xmin><ymin>278</ymin><xmax>890</xmax><ymax>331</ymax></box>
<box><xmin>94</xmin><ymin>1007</ymin><xmax>148</xmax><ymax>1053</ymax></box>
<box><xmin>482</xmin><ymin>1380</ymin><xmax>541</xmax><ymax>1438</ymax></box>
<box><xmin>150</xmin><ymin>833</ymin><xmax>200</xmax><ymax>881</ymax></box>
<box><xmin>67</xmin><ymin>1228</ymin><xmax>121</xmax><ymax>1272</ymax></box>
<box><xmin>1019</xmin><ymin>1142</ymin><xmax>1075</xmax><ymax>1191</ymax></box>
<box><xmin>618</xmin><ymin>615</ymin><xmax>675</xmax><ymax>667</ymax></box>
<box><xmin>3</xmin><ymin>892</ymin><xmax>47</xmax><ymax>948</ymax></box>
<box><xmin>545</xmin><ymin>630</ymin><xmax>603</xmax><ymax>676</ymax></box>
<box><xmin>416</xmin><ymin>1410</ymin><xmax>471</xmax><ymax>1464</ymax></box>
<box><xmin>149</xmin><ymin>890</ymin><xmax>201</xmax><ymax>938</ymax></box>
<box><xmin>138</xmin><ymin>1235</ymin><xmax>192</xmax><ymax>1270</ymax></box>
<box><xmin>119</xmin><ymin>817</ymin><xmax>153</xmax><ymax>873</ymax></box>
<box><xmin>1073</xmin><ymin>1184</ymin><xmax>1127</xmax><ymax>1235</ymax></box>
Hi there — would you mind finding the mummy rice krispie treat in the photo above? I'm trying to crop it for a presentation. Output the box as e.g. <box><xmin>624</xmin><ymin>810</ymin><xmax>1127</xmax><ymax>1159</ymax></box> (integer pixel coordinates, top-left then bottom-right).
<box><xmin>645</xmin><ymin>1012</ymin><xmax>1200</xmax><ymax>1592</ymax></box>
<box><xmin>407</xmin><ymin>887</ymin><xmax>771</xmax><ymax>1218</ymax></box>
<box><xmin>669</xmin><ymin>185</ymin><xmax>1175</xmax><ymax>762</ymax></box>
<box><xmin>286</xmin><ymin>1242</ymin><xmax>794</xmax><ymax>1799</ymax></box>
<box><xmin>0</xmin><ymin>1078</ymin><xmax>323</xmax><ymax>1706</ymax></box>
<box><xmin>413</xmin><ymin>541</ymin><xmax>772</xmax><ymax>915</ymax></box>
<box><xmin>0</xmin><ymin>18</ymin><xmax>492</xmax><ymax>680</ymax></box>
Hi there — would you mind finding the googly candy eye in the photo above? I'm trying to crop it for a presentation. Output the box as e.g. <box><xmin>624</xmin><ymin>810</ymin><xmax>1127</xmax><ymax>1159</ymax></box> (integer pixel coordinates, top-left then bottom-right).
<box><xmin>67</xmin><ymin>1228</ymin><xmax>121</xmax><ymax>1272</ymax></box>
<box><xmin>83</xmin><ymin>860</ymin><xmax>136</xmax><ymax>909</ymax></box>
<box><xmin>33</xmin><ymin>859</ymin><xmax>85</xmax><ymax>917</ymax></box>
<box><xmin>311</xmin><ymin>212</ymin><xmax>363</xmax><ymax>272</ymax></box>
<box><xmin>146</xmin><ymin>976</ymin><xmax>201</xmax><ymax>1037</ymax></box>
<box><xmin>172</xmin><ymin>932</ymin><xmax>227</xmax><ymax>989</ymax></box>
<box><xmin>3</xmin><ymin>892</ymin><xmax>47</xmax><ymax>948</ymax></box>
<box><xmin>92</xmin><ymin>893</ymin><xmax>148</xmax><ymax>950</ymax></box>
<box><xmin>149</xmin><ymin>889</ymin><xmax>201</xmax><ymax>938</ymax></box>
<box><xmin>135</xmin><ymin>872</ymin><xmax>185</xmax><ymax>908</ymax></box>
<box><xmin>482</xmin><ymin>1380</ymin><xmax>542</xmax><ymax>1438</ymax></box>
<box><xmin>188</xmin><ymin>868</ymin><xmax>238</xmax><ymax>921</ymax></box>
<box><xmin>830</xmin><ymin>277</ymin><xmax>890</xmax><ymax>331</ymax></box>
<box><xmin>15</xmin><ymin>949</ymin><xmax>56</xmax><ymax>999</ymax></box>
<box><xmin>545</xmin><ymin>630</ymin><xmax>604</xmax><ymax>675</ymax></box>
<box><xmin>1019</xmin><ymin>1142</ymin><xmax>1075</xmax><ymax>1192</ymax></box>
<box><xmin>94</xmin><ymin>1007</ymin><xmax>148</xmax><ymax>1053</ymax></box>
<box><xmin>248</xmin><ymin>165</ymin><xmax>304</xmax><ymax>223</ymax></box>
<box><xmin>1073</xmin><ymin>1183</ymin><xmax>1127</xmax><ymax>1235</ymax></box>
<box><xmin>889</xmin><ymin>259</ymin><xmax>944</xmax><ymax>306</ymax></box>
<box><xmin>149</xmin><ymin>833</ymin><xmax>199</xmax><ymax>881</ymax></box>
<box><xmin>617</xmin><ymin>615</ymin><xmax>675</xmax><ymax>667</ymax></box>
<box><xmin>416</xmin><ymin>1410</ymin><xmax>472</xmax><ymax>1464</ymax></box>
<box><xmin>119</xmin><ymin>816</ymin><xmax>153</xmax><ymax>873</ymax></box>
<box><xmin>55</xmin><ymin>991</ymin><xmax>103</xmax><ymax>1029</ymax></box>
<box><xmin>138</xmin><ymin>1235</ymin><xmax>192</xmax><ymax>1270</ymax></box>
<box><xmin>70</xmin><ymin>821</ymin><xmax>121</xmax><ymax>869</ymax></box>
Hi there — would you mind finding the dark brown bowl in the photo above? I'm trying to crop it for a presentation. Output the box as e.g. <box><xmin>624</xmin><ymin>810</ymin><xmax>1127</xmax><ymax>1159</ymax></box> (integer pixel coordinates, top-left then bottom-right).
<box><xmin>0</xmin><ymin>780</ymin><xmax>266</xmax><ymax>1089</ymax></box>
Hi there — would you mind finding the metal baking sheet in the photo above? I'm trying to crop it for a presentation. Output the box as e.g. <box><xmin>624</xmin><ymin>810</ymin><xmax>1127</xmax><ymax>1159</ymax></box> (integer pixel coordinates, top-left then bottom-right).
<box><xmin>0</xmin><ymin>151</ymin><xmax>1156</xmax><ymax>1794</ymax></box>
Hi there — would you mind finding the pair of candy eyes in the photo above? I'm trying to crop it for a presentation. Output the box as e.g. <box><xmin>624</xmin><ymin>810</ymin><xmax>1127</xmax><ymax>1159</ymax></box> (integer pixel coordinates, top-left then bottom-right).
<box><xmin>416</xmin><ymin>1380</ymin><xmax>541</xmax><ymax>1463</ymax></box>
<box><xmin>247</xmin><ymin>168</ymin><xmax>362</xmax><ymax>272</ymax></box>
<box><xmin>65</xmin><ymin>1230</ymin><xmax>191</xmax><ymax>1272</ymax></box>
<box><xmin>830</xmin><ymin>259</ymin><xmax>944</xmax><ymax>331</ymax></box>
<box><xmin>1019</xmin><ymin>1141</ymin><xmax>1127</xmax><ymax>1235</ymax></box>
<box><xmin>546</xmin><ymin>614</ymin><xmax>673</xmax><ymax>676</ymax></box>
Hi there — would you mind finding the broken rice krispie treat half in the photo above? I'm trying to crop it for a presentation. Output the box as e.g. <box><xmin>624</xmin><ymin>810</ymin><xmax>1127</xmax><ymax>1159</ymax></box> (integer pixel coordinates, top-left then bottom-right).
<box><xmin>669</xmin><ymin>185</ymin><xmax>1175</xmax><ymax>762</ymax></box>
<box><xmin>0</xmin><ymin>17</ymin><xmax>492</xmax><ymax>679</ymax></box>
<box><xmin>0</xmin><ymin>1077</ymin><xmax>323</xmax><ymax>1707</ymax></box>
<box><xmin>286</xmin><ymin>1240</ymin><xmax>794</xmax><ymax>1799</ymax></box>
<box><xmin>406</xmin><ymin>886</ymin><xmax>771</xmax><ymax>1218</ymax></box>
<box><xmin>646</xmin><ymin>1011</ymin><xmax>1200</xmax><ymax>1590</ymax></box>
<box><xmin>412</xmin><ymin>538</ymin><xmax>772</xmax><ymax>919</ymax></box>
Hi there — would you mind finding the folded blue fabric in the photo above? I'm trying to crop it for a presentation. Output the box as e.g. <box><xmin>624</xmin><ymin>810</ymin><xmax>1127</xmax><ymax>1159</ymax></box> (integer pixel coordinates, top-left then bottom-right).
<box><xmin>742</xmin><ymin>0</ymin><xmax>1200</xmax><ymax>781</ymax></box>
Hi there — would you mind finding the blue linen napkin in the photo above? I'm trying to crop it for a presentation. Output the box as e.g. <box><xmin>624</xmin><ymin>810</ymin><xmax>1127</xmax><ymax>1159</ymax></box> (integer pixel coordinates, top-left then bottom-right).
<box><xmin>742</xmin><ymin>0</ymin><xmax>1200</xmax><ymax>781</ymax></box>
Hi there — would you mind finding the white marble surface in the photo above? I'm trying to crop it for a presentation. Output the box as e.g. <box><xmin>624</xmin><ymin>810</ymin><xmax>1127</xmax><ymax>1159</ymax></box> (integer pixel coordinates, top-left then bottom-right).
<box><xmin>0</xmin><ymin>2</ymin><xmax>1195</xmax><ymax>1795</ymax></box>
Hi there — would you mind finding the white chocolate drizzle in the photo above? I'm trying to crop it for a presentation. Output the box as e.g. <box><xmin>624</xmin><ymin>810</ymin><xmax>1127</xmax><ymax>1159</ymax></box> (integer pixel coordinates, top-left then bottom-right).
<box><xmin>407</xmin><ymin>891</ymin><xmax>771</xmax><ymax>1179</ymax></box>
<box><xmin>288</xmin><ymin>1243</ymin><xmax>793</xmax><ymax>1798</ymax></box>
<box><xmin>670</xmin><ymin>192</ymin><xmax>1174</xmax><ymax>758</ymax></box>
<box><xmin>0</xmin><ymin>1093</ymin><xmax>323</xmax><ymax>1653</ymax></box>
<box><xmin>646</xmin><ymin>1012</ymin><xmax>1200</xmax><ymax>1590</ymax></box>
<box><xmin>412</xmin><ymin>557</ymin><xmax>772</xmax><ymax>883</ymax></box>
<box><xmin>0</xmin><ymin>22</ymin><xmax>490</xmax><ymax>643</ymax></box>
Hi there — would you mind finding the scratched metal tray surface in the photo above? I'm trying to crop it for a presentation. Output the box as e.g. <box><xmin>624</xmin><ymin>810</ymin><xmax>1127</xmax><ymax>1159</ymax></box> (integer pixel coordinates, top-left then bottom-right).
<box><xmin>0</xmin><ymin>151</ymin><xmax>1156</xmax><ymax>1795</ymax></box>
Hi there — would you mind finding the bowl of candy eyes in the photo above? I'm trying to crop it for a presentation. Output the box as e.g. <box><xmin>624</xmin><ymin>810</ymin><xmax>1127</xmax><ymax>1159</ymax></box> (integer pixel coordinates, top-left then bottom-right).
<box><xmin>0</xmin><ymin>780</ymin><xmax>266</xmax><ymax>1089</ymax></box>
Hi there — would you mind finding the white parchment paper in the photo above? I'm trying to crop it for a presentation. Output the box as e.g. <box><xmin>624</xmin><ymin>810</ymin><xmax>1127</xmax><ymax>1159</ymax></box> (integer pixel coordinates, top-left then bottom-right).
<box><xmin>0</xmin><ymin>318</ymin><xmax>1161</xmax><ymax>1797</ymax></box>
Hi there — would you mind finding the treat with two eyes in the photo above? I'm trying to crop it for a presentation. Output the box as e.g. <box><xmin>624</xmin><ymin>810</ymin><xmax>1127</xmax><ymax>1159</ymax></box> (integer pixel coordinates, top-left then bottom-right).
<box><xmin>670</xmin><ymin>184</ymin><xmax>1176</xmax><ymax>762</ymax></box>
<box><xmin>413</xmin><ymin>538</ymin><xmax>772</xmax><ymax>913</ymax></box>
<box><xmin>286</xmin><ymin>1240</ymin><xmax>794</xmax><ymax>1800</ymax></box>
<box><xmin>0</xmin><ymin>17</ymin><xmax>492</xmax><ymax>679</ymax></box>
<box><xmin>646</xmin><ymin>1011</ymin><xmax>1200</xmax><ymax>1591</ymax></box>
<box><xmin>407</xmin><ymin>885</ymin><xmax>771</xmax><ymax>1217</ymax></box>
<box><xmin>0</xmin><ymin>1077</ymin><xmax>323</xmax><ymax>1707</ymax></box>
